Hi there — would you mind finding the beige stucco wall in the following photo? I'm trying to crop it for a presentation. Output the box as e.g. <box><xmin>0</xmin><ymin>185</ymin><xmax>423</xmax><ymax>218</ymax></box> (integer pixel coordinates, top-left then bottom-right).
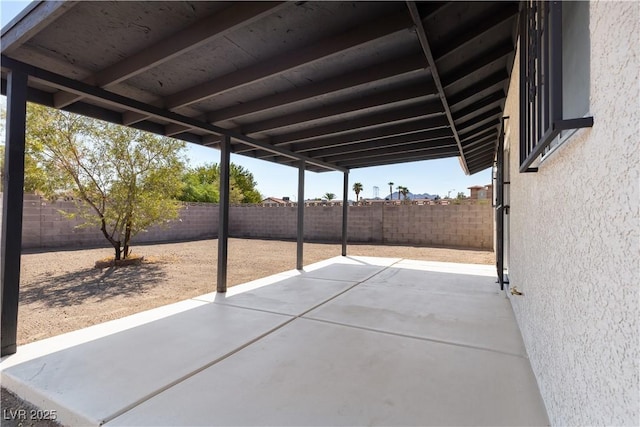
<box><xmin>504</xmin><ymin>2</ymin><xmax>639</xmax><ymax>425</ymax></box>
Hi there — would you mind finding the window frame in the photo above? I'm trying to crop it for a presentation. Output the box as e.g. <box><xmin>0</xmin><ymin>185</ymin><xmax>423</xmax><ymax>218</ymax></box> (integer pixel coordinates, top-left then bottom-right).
<box><xmin>519</xmin><ymin>0</ymin><xmax>593</xmax><ymax>173</ymax></box>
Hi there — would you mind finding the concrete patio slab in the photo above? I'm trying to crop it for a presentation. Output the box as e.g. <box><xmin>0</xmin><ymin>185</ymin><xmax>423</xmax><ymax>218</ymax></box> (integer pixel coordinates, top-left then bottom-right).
<box><xmin>307</xmin><ymin>266</ymin><xmax>526</xmax><ymax>355</ymax></box>
<box><xmin>210</xmin><ymin>275</ymin><xmax>358</xmax><ymax>316</ymax></box>
<box><xmin>300</xmin><ymin>257</ymin><xmax>392</xmax><ymax>282</ymax></box>
<box><xmin>1</xmin><ymin>304</ymin><xmax>292</xmax><ymax>426</ymax></box>
<box><xmin>393</xmin><ymin>259</ymin><xmax>498</xmax><ymax>277</ymax></box>
<box><xmin>1</xmin><ymin>256</ymin><xmax>548</xmax><ymax>426</ymax></box>
<box><xmin>368</xmin><ymin>261</ymin><xmax>499</xmax><ymax>296</ymax></box>
<box><xmin>108</xmin><ymin>317</ymin><xmax>548</xmax><ymax>426</ymax></box>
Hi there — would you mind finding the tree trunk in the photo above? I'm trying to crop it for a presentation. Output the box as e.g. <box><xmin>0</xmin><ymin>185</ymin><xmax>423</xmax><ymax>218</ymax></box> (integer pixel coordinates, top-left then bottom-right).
<box><xmin>123</xmin><ymin>220</ymin><xmax>132</xmax><ymax>259</ymax></box>
<box><xmin>99</xmin><ymin>217</ymin><xmax>122</xmax><ymax>260</ymax></box>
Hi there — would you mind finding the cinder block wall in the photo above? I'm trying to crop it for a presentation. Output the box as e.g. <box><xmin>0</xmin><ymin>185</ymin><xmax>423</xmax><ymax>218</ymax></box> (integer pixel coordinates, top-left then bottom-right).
<box><xmin>10</xmin><ymin>194</ymin><xmax>493</xmax><ymax>250</ymax></box>
<box><xmin>14</xmin><ymin>195</ymin><xmax>217</xmax><ymax>249</ymax></box>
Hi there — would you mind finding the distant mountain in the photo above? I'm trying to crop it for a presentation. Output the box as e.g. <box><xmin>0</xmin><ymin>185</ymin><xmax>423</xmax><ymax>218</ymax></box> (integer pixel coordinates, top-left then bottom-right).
<box><xmin>385</xmin><ymin>192</ymin><xmax>436</xmax><ymax>200</ymax></box>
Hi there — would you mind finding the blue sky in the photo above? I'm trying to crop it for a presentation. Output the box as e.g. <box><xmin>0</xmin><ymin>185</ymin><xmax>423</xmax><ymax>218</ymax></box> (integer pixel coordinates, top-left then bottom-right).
<box><xmin>1</xmin><ymin>1</ymin><xmax>492</xmax><ymax>201</ymax></box>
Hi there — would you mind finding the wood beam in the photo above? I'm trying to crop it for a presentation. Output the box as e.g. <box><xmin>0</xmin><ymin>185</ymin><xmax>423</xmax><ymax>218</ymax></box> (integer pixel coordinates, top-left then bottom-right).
<box><xmin>464</xmin><ymin>138</ymin><xmax>498</xmax><ymax>157</ymax></box>
<box><xmin>448</xmin><ymin>70</ymin><xmax>509</xmax><ymax>108</ymax></box>
<box><xmin>451</xmin><ymin>90</ymin><xmax>505</xmax><ymax>122</ymax></box>
<box><xmin>234</xmin><ymin>102</ymin><xmax>445</xmax><ymax>155</ymax></box>
<box><xmin>207</xmin><ymin>53</ymin><xmax>427</xmax><ymax>123</ymax></box>
<box><xmin>241</xmin><ymin>81</ymin><xmax>437</xmax><ymax>135</ymax></box>
<box><xmin>441</xmin><ymin>41</ymin><xmax>514</xmax><ymax>88</ymax></box>
<box><xmin>290</xmin><ymin>116</ymin><xmax>450</xmax><ymax>154</ymax></box>
<box><xmin>53</xmin><ymin>2</ymin><xmax>285</xmax><ymax>109</ymax></box>
<box><xmin>307</xmin><ymin>128</ymin><xmax>453</xmax><ymax>158</ymax></box>
<box><xmin>456</xmin><ymin>108</ymin><xmax>503</xmax><ymax>135</ymax></box>
<box><xmin>325</xmin><ymin>143</ymin><xmax>459</xmax><ymax>163</ymax></box>
<box><xmin>165</xmin><ymin>123</ymin><xmax>193</xmax><ymax>137</ymax></box>
<box><xmin>163</xmin><ymin>11</ymin><xmax>414</xmax><ymax>109</ymax></box>
<box><xmin>338</xmin><ymin>149</ymin><xmax>458</xmax><ymax>168</ymax></box>
<box><xmin>465</xmin><ymin>147</ymin><xmax>495</xmax><ymax>162</ymax></box>
<box><xmin>461</xmin><ymin>130</ymin><xmax>498</xmax><ymax>149</ymax></box>
<box><xmin>406</xmin><ymin>2</ymin><xmax>469</xmax><ymax>173</ymax></box>
<box><xmin>467</xmin><ymin>154</ymin><xmax>495</xmax><ymax>172</ymax></box>
<box><xmin>291</xmin><ymin>117</ymin><xmax>448</xmax><ymax>153</ymax></box>
<box><xmin>459</xmin><ymin>120</ymin><xmax>500</xmax><ymax>141</ymax></box>
<box><xmin>431</xmin><ymin>3</ymin><xmax>519</xmax><ymax>60</ymax></box>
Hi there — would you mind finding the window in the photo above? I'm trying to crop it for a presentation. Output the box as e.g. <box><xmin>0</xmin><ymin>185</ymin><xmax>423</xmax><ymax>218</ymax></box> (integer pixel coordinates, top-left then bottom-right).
<box><xmin>519</xmin><ymin>1</ymin><xmax>593</xmax><ymax>172</ymax></box>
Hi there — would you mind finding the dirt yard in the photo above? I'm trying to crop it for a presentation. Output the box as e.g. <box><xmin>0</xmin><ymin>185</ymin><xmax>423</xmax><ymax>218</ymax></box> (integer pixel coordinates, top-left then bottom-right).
<box><xmin>16</xmin><ymin>238</ymin><xmax>494</xmax><ymax>346</ymax></box>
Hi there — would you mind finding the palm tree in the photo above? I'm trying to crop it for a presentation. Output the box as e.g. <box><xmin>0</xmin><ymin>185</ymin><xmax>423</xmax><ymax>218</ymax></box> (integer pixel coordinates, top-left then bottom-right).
<box><xmin>324</xmin><ymin>192</ymin><xmax>336</xmax><ymax>201</ymax></box>
<box><xmin>396</xmin><ymin>185</ymin><xmax>402</xmax><ymax>200</ymax></box>
<box><xmin>387</xmin><ymin>181</ymin><xmax>394</xmax><ymax>200</ymax></box>
<box><xmin>353</xmin><ymin>182</ymin><xmax>363</xmax><ymax>202</ymax></box>
<box><xmin>400</xmin><ymin>186</ymin><xmax>410</xmax><ymax>200</ymax></box>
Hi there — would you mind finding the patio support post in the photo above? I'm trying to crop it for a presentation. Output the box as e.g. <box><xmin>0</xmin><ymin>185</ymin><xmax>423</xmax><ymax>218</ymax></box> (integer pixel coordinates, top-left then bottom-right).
<box><xmin>341</xmin><ymin>171</ymin><xmax>349</xmax><ymax>256</ymax></box>
<box><xmin>296</xmin><ymin>160</ymin><xmax>305</xmax><ymax>270</ymax></box>
<box><xmin>1</xmin><ymin>70</ymin><xmax>28</xmax><ymax>356</ymax></box>
<box><xmin>217</xmin><ymin>135</ymin><xmax>230</xmax><ymax>293</ymax></box>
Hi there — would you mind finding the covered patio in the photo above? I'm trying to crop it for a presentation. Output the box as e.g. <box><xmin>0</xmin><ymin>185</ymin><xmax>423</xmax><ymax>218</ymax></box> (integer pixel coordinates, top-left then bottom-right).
<box><xmin>2</xmin><ymin>256</ymin><xmax>548</xmax><ymax>426</ymax></box>
<box><xmin>0</xmin><ymin>1</ymin><xmax>543</xmax><ymax>424</ymax></box>
<box><xmin>1</xmin><ymin>0</ymin><xmax>519</xmax><ymax>356</ymax></box>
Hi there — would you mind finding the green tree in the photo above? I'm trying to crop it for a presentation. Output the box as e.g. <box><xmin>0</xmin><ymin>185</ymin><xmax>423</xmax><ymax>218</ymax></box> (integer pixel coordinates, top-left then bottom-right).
<box><xmin>387</xmin><ymin>181</ymin><xmax>394</xmax><ymax>200</ymax></box>
<box><xmin>456</xmin><ymin>191</ymin><xmax>467</xmax><ymax>200</ymax></box>
<box><xmin>230</xmin><ymin>163</ymin><xmax>262</xmax><ymax>203</ymax></box>
<box><xmin>1</xmin><ymin>110</ymin><xmax>66</xmax><ymax>195</ymax></box>
<box><xmin>179</xmin><ymin>164</ymin><xmax>219</xmax><ymax>203</ymax></box>
<box><xmin>353</xmin><ymin>182</ymin><xmax>363</xmax><ymax>202</ymax></box>
<box><xmin>178</xmin><ymin>163</ymin><xmax>261</xmax><ymax>204</ymax></box>
<box><xmin>26</xmin><ymin>104</ymin><xmax>187</xmax><ymax>260</ymax></box>
<box><xmin>323</xmin><ymin>192</ymin><xmax>336</xmax><ymax>201</ymax></box>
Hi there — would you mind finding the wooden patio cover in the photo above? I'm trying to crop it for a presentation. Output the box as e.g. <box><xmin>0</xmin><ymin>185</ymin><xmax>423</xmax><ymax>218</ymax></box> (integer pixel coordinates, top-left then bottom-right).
<box><xmin>0</xmin><ymin>1</ymin><xmax>519</xmax><ymax>356</ymax></box>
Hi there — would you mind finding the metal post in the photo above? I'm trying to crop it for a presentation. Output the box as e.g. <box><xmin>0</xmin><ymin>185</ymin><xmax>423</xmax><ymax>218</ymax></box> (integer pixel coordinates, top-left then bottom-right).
<box><xmin>341</xmin><ymin>171</ymin><xmax>349</xmax><ymax>256</ymax></box>
<box><xmin>1</xmin><ymin>70</ymin><xmax>28</xmax><ymax>356</ymax></box>
<box><xmin>496</xmin><ymin>118</ymin><xmax>506</xmax><ymax>290</ymax></box>
<box><xmin>217</xmin><ymin>135</ymin><xmax>230</xmax><ymax>293</ymax></box>
<box><xmin>296</xmin><ymin>160</ymin><xmax>305</xmax><ymax>270</ymax></box>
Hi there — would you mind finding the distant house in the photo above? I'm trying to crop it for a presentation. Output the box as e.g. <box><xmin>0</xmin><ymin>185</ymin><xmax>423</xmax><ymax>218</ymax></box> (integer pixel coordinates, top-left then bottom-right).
<box><xmin>261</xmin><ymin>197</ymin><xmax>291</xmax><ymax>206</ymax></box>
<box><xmin>467</xmin><ymin>184</ymin><xmax>493</xmax><ymax>201</ymax></box>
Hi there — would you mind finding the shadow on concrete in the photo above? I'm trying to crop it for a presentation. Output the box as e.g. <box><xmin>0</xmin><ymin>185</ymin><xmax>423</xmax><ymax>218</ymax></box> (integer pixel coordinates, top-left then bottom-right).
<box><xmin>19</xmin><ymin>264</ymin><xmax>167</xmax><ymax>308</ymax></box>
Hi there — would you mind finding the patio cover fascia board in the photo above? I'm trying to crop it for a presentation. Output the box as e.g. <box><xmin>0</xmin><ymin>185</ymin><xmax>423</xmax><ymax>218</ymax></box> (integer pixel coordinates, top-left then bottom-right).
<box><xmin>0</xmin><ymin>55</ymin><xmax>346</xmax><ymax>174</ymax></box>
<box><xmin>0</xmin><ymin>1</ymin><xmax>76</xmax><ymax>55</ymax></box>
<box><xmin>406</xmin><ymin>1</ymin><xmax>469</xmax><ymax>175</ymax></box>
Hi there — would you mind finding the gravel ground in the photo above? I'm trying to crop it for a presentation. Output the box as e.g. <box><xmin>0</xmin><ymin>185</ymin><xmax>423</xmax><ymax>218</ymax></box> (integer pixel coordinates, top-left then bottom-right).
<box><xmin>17</xmin><ymin>238</ymin><xmax>493</xmax><ymax>346</ymax></box>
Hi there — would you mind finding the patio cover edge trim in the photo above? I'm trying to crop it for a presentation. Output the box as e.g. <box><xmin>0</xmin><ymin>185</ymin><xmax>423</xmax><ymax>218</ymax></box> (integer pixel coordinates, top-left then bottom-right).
<box><xmin>406</xmin><ymin>1</ymin><xmax>470</xmax><ymax>175</ymax></box>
